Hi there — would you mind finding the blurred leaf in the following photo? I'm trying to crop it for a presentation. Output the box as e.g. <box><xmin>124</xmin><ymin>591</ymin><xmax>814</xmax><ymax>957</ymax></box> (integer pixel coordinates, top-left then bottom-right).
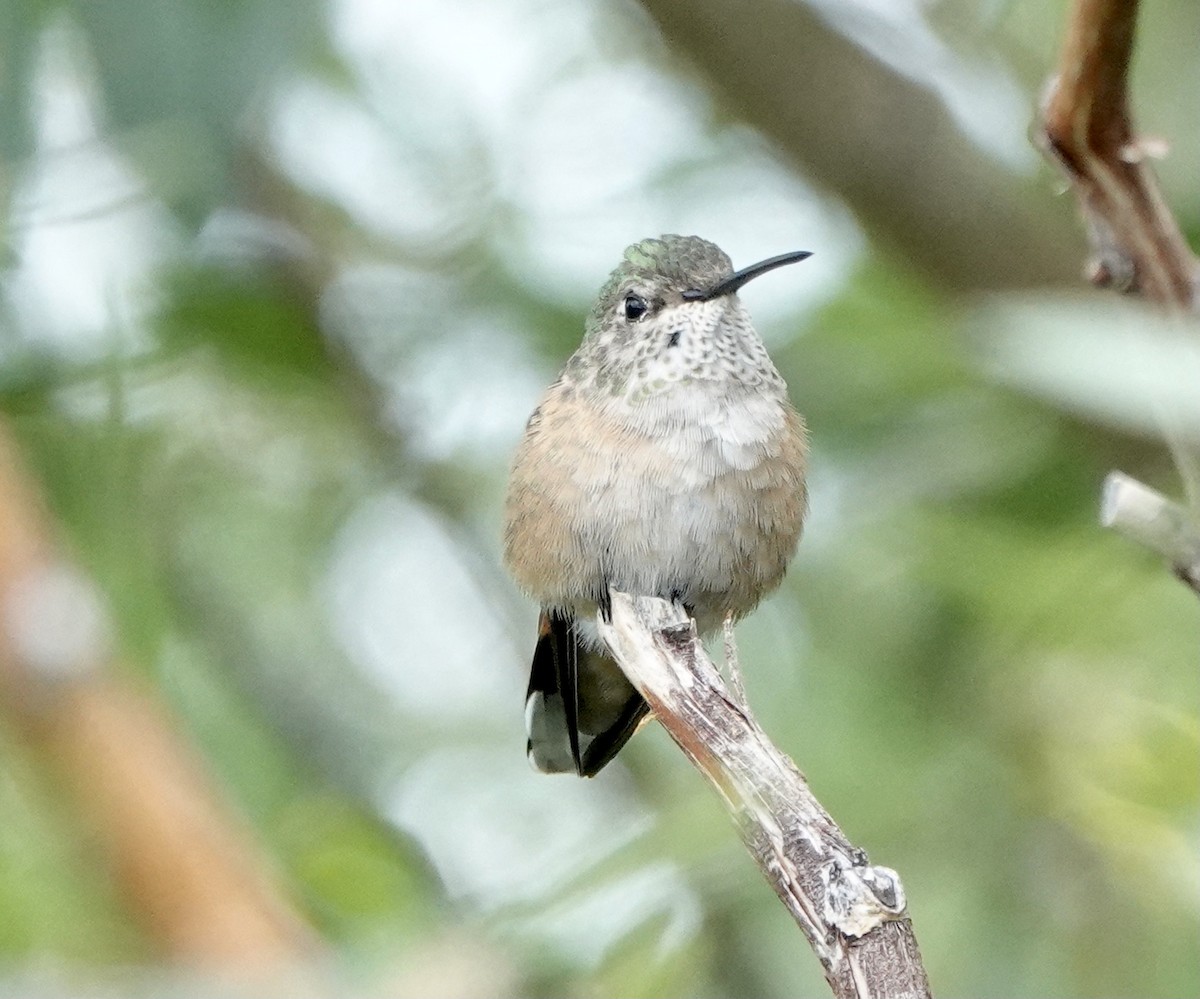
<box><xmin>976</xmin><ymin>294</ymin><xmax>1200</xmax><ymax>441</ymax></box>
<box><xmin>157</xmin><ymin>263</ymin><xmax>331</xmax><ymax>381</ymax></box>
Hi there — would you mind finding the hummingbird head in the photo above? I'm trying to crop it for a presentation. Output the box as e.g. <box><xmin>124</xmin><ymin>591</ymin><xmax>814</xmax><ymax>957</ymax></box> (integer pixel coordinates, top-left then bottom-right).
<box><xmin>569</xmin><ymin>235</ymin><xmax>810</xmax><ymax>398</ymax></box>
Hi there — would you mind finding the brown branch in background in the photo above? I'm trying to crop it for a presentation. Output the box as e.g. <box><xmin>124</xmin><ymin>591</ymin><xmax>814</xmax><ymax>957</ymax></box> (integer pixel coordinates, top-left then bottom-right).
<box><xmin>1038</xmin><ymin>0</ymin><xmax>1200</xmax><ymax>591</ymax></box>
<box><xmin>598</xmin><ymin>593</ymin><xmax>932</xmax><ymax>999</ymax></box>
<box><xmin>1038</xmin><ymin>0</ymin><xmax>1198</xmax><ymax>309</ymax></box>
<box><xmin>636</xmin><ymin>0</ymin><xmax>1083</xmax><ymax>293</ymax></box>
<box><xmin>0</xmin><ymin>423</ymin><xmax>318</xmax><ymax>971</ymax></box>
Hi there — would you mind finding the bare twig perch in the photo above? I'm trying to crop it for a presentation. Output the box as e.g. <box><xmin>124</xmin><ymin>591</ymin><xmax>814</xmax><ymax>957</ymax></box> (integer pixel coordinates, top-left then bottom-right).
<box><xmin>1101</xmin><ymin>472</ymin><xmax>1200</xmax><ymax>593</ymax></box>
<box><xmin>597</xmin><ymin>592</ymin><xmax>931</xmax><ymax>999</ymax></box>
<box><xmin>1037</xmin><ymin>0</ymin><xmax>1200</xmax><ymax>589</ymax></box>
<box><xmin>1038</xmin><ymin>0</ymin><xmax>1198</xmax><ymax>310</ymax></box>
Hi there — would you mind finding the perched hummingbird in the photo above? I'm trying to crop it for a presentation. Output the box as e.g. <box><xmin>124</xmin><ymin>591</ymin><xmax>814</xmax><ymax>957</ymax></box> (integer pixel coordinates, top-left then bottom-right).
<box><xmin>504</xmin><ymin>234</ymin><xmax>810</xmax><ymax>777</ymax></box>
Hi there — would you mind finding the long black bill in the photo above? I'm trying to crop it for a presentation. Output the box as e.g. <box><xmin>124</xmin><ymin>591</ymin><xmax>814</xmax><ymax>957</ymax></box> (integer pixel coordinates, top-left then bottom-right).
<box><xmin>684</xmin><ymin>249</ymin><xmax>812</xmax><ymax>301</ymax></box>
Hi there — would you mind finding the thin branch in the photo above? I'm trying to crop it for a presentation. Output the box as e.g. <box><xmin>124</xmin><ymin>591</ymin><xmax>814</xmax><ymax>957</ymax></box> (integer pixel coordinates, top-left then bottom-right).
<box><xmin>1101</xmin><ymin>472</ymin><xmax>1200</xmax><ymax>593</ymax></box>
<box><xmin>598</xmin><ymin>592</ymin><xmax>931</xmax><ymax>999</ymax></box>
<box><xmin>1038</xmin><ymin>0</ymin><xmax>1198</xmax><ymax>310</ymax></box>
<box><xmin>1038</xmin><ymin>0</ymin><xmax>1200</xmax><ymax>596</ymax></box>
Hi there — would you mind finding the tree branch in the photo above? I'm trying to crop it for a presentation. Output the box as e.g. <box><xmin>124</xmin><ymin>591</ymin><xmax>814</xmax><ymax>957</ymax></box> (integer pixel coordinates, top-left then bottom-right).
<box><xmin>637</xmin><ymin>0</ymin><xmax>1082</xmax><ymax>293</ymax></box>
<box><xmin>597</xmin><ymin>592</ymin><xmax>931</xmax><ymax>999</ymax></box>
<box><xmin>1038</xmin><ymin>0</ymin><xmax>1198</xmax><ymax>310</ymax></box>
<box><xmin>1101</xmin><ymin>471</ymin><xmax>1200</xmax><ymax>594</ymax></box>
<box><xmin>0</xmin><ymin>422</ymin><xmax>318</xmax><ymax>970</ymax></box>
<box><xmin>1037</xmin><ymin>0</ymin><xmax>1200</xmax><ymax>594</ymax></box>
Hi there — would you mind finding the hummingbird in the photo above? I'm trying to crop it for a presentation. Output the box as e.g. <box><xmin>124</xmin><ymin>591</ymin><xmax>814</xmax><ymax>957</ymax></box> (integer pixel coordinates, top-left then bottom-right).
<box><xmin>504</xmin><ymin>234</ymin><xmax>810</xmax><ymax>777</ymax></box>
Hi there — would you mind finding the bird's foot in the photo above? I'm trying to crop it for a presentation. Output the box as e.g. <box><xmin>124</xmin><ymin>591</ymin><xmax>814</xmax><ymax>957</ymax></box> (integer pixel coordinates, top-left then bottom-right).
<box><xmin>723</xmin><ymin>612</ymin><xmax>749</xmax><ymax>710</ymax></box>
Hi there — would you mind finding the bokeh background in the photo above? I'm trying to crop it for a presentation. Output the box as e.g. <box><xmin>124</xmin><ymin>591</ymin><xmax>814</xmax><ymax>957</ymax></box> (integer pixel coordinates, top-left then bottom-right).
<box><xmin>0</xmin><ymin>0</ymin><xmax>1197</xmax><ymax>996</ymax></box>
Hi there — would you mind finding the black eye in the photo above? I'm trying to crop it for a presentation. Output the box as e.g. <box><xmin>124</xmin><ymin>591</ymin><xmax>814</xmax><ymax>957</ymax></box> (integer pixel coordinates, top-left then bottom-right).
<box><xmin>623</xmin><ymin>294</ymin><xmax>649</xmax><ymax>321</ymax></box>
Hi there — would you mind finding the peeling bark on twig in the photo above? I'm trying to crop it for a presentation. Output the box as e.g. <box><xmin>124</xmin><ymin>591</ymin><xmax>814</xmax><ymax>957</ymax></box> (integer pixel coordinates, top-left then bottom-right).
<box><xmin>598</xmin><ymin>592</ymin><xmax>932</xmax><ymax>999</ymax></box>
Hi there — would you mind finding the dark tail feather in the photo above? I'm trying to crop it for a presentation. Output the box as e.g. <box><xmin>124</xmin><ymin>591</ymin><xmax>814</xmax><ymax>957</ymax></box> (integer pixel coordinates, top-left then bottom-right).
<box><xmin>525</xmin><ymin>610</ymin><xmax>580</xmax><ymax>773</ymax></box>
<box><xmin>579</xmin><ymin>695</ymin><xmax>649</xmax><ymax>777</ymax></box>
<box><xmin>524</xmin><ymin>610</ymin><xmax>649</xmax><ymax>777</ymax></box>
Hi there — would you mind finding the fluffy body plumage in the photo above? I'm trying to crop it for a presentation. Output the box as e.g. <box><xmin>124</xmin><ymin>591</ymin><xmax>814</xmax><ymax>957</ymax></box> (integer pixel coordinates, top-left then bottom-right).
<box><xmin>504</xmin><ymin>235</ymin><xmax>808</xmax><ymax>776</ymax></box>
